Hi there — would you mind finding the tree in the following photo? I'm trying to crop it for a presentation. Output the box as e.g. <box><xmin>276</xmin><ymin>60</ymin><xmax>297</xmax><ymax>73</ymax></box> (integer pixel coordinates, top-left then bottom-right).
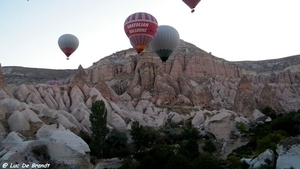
<box><xmin>130</xmin><ymin>121</ymin><xmax>160</xmax><ymax>150</ymax></box>
<box><xmin>178</xmin><ymin>139</ymin><xmax>199</xmax><ymax>160</ymax></box>
<box><xmin>202</xmin><ymin>140</ymin><xmax>217</xmax><ymax>155</ymax></box>
<box><xmin>103</xmin><ymin>128</ymin><xmax>130</xmax><ymax>159</ymax></box>
<box><xmin>180</xmin><ymin>126</ymin><xmax>200</xmax><ymax>140</ymax></box>
<box><xmin>90</xmin><ymin>100</ymin><xmax>109</xmax><ymax>158</ymax></box>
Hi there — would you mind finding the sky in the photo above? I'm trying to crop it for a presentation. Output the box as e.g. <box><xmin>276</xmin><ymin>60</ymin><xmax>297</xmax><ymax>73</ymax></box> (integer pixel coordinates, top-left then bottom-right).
<box><xmin>1</xmin><ymin>0</ymin><xmax>300</xmax><ymax>69</ymax></box>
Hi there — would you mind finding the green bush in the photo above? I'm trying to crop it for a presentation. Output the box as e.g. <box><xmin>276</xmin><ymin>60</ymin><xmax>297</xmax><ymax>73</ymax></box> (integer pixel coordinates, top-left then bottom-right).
<box><xmin>202</xmin><ymin>140</ymin><xmax>217</xmax><ymax>154</ymax></box>
<box><xmin>103</xmin><ymin>128</ymin><xmax>131</xmax><ymax>159</ymax></box>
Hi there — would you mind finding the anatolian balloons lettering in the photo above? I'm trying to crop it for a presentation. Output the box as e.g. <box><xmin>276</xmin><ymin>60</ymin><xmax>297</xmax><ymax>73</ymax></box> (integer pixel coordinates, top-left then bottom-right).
<box><xmin>124</xmin><ymin>12</ymin><xmax>158</xmax><ymax>54</ymax></box>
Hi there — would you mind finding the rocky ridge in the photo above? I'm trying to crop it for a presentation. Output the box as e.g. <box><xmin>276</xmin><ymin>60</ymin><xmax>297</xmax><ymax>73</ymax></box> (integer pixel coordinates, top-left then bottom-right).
<box><xmin>1</xmin><ymin>40</ymin><xmax>300</xmax><ymax>168</ymax></box>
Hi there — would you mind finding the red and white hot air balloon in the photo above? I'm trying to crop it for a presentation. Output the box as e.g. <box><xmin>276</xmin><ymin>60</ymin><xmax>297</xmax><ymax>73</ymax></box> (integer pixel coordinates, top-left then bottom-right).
<box><xmin>58</xmin><ymin>34</ymin><xmax>79</xmax><ymax>60</ymax></box>
<box><xmin>124</xmin><ymin>12</ymin><xmax>158</xmax><ymax>54</ymax></box>
<box><xmin>182</xmin><ymin>0</ymin><xmax>201</xmax><ymax>13</ymax></box>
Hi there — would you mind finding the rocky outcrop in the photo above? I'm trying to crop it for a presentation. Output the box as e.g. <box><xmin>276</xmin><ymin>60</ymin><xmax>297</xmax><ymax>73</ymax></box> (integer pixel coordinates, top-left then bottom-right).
<box><xmin>0</xmin><ymin>125</ymin><xmax>91</xmax><ymax>168</ymax></box>
<box><xmin>276</xmin><ymin>136</ymin><xmax>300</xmax><ymax>169</ymax></box>
<box><xmin>3</xmin><ymin>41</ymin><xmax>300</xmax><ymax>113</ymax></box>
<box><xmin>1</xmin><ymin>40</ymin><xmax>300</xmax><ymax>167</ymax></box>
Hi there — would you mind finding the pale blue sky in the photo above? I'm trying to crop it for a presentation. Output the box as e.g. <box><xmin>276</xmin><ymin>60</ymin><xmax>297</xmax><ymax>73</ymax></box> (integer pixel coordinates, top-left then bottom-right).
<box><xmin>1</xmin><ymin>0</ymin><xmax>300</xmax><ymax>69</ymax></box>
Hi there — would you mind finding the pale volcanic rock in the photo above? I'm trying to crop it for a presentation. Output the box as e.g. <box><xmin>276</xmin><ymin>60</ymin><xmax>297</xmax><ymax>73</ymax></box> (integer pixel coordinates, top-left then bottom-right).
<box><xmin>62</xmin><ymin>90</ymin><xmax>71</xmax><ymax>109</ymax></box>
<box><xmin>0</xmin><ymin>66</ymin><xmax>13</xmax><ymax>97</ymax></box>
<box><xmin>170</xmin><ymin>59</ymin><xmax>183</xmax><ymax>78</ymax></box>
<box><xmin>177</xmin><ymin>94</ymin><xmax>192</xmax><ymax>105</ymax></box>
<box><xmin>0</xmin><ymin>132</ymin><xmax>33</xmax><ymax>163</ymax></box>
<box><xmin>153</xmin><ymin>75</ymin><xmax>177</xmax><ymax>105</ymax></box>
<box><xmin>192</xmin><ymin>110</ymin><xmax>205</xmax><ymax>127</ymax></box>
<box><xmin>141</xmin><ymin>91</ymin><xmax>152</xmax><ymax>100</ymax></box>
<box><xmin>206</xmin><ymin>110</ymin><xmax>234</xmax><ymax>141</ymax></box>
<box><xmin>192</xmin><ymin>85</ymin><xmax>212</xmax><ymax>107</ymax></box>
<box><xmin>71</xmin><ymin>102</ymin><xmax>91</xmax><ymax>122</ymax></box>
<box><xmin>107</xmin><ymin>111</ymin><xmax>127</xmax><ymax>130</ymax></box>
<box><xmin>58</xmin><ymin>110</ymin><xmax>84</xmax><ymax>132</ymax></box>
<box><xmin>234</xmin><ymin>77</ymin><xmax>256</xmax><ymax>118</ymax></box>
<box><xmin>26</xmin><ymin>92</ymin><xmax>45</xmax><ymax>104</ymax></box>
<box><xmin>248</xmin><ymin>149</ymin><xmax>276</xmax><ymax>169</ymax></box>
<box><xmin>257</xmin><ymin>83</ymin><xmax>284</xmax><ymax>113</ymax></box>
<box><xmin>169</xmin><ymin>112</ymin><xmax>184</xmax><ymax>123</ymax></box>
<box><xmin>13</xmin><ymin>84</ymin><xmax>31</xmax><ymax>102</ymax></box>
<box><xmin>44</xmin><ymin>93</ymin><xmax>58</xmax><ymax>109</ymax></box>
<box><xmin>177</xmin><ymin>76</ymin><xmax>193</xmax><ymax>101</ymax></box>
<box><xmin>70</xmin><ymin>86</ymin><xmax>85</xmax><ymax>112</ymax></box>
<box><xmin>0</xmin><ymin>89</ymin><xmax>9</xmax><ymax>99</ymax></box>
<box><xmin>70</xmin><ymin>65</ymin><xmax>92</xmax><ymax>89</ymax></box>
<box><xmin>135</xmin><ymin>100</ymin><xmax>154</xmax><ymax>113</ymax></box>
<box><xmin>0</xmin><ymin>98</ymin><xmax>23</xmax><ymax>113</ymax></box>
<box><xmin>21</xmin><ymin>108</ymin><xmax>42</xmax><ymax>122</ymax></box>
<box><xmin>276</xmin><ymin>136</ymin><xmax>300</xmax><ymax>169</ymax></box>
<box><xmin>37</xmin><ymin>85</ymin><xmax>47</xmax><ymax>98</ymax></box>
<box><xmin>35</xmin><ymin>125</ymin><xmax>91</xmax><ymax>166</ymax></box>
<box><xmin>8</xmin><ymin>110</ymin><xmax>30</xmax><ymax>131</ymax></box>
<box><xmin>54</xmin><ymin>92</ymin><xmax>68</xmax><ymax>111</ymax></box>
<box><xmin>31</xmin><ymin>103</ymin><xmax>57</xmax><ymax>118</ymax></box>
<box><xmin>252</xmin><ymin>109</ymin><xmax>265</xmax><ymax>121</ymax></box>
<box><xmin>0</xmin><ymin>104</ymin><xmax>5</xmax><ymax>120</ymax></box>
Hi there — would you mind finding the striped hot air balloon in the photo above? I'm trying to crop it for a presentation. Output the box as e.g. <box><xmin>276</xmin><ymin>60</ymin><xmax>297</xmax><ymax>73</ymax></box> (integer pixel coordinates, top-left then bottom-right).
<box><xmin>46</xmin><ymin>80</ymin><xmax>62</xmax><ymax>86</ymax></box>
<box><xmin>58</xmin><ymin>34</ymin><xmax>79</xmax><ymax>60</ymax></box>
<box><xmin>182</xmin><ymin>0</ymin><xmax>201</xmax><ymax>13</ymax></box>
<box><xmin>124</xmin><ymin>12</ymin><xmax>158</xmax><ymax>54</ymax></box>
<box><xmin>150</xmin><ymin>25</ymin><xmax>180</xmax><ymax>62</ymax></box>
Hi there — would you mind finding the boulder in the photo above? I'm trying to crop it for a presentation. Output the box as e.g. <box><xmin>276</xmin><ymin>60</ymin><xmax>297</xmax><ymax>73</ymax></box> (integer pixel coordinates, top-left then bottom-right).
<box><xmin>13</xmin><ymin>84</ymin><xmax>31</xmax><ymax>102</ymax></box>
<box><xmin>248</xmin><ymin>149</ymin><xmax>275</xmax><ymax>169</ymax></box>
<box><xmin>206</xmin><ymin>109</ymin><xmax>234</xmax><ymax>141</ymax></box>
<box><xmin>21</xmin><ymin>108</ymin><xmax>42</xmax><ymax>122</ymax></box>
<box><xmin>0</xmin><ymin>98</ymin><xmax>23</xmax><ymax>114</ymax></box>
<box><xmin>0</xmin><ymin>104</ymin><xmax>5</xmax><ymax>120</ymax></box>
<box><xmin>276</xmin><ymin>136</ymin><xmax>300</xmax><ymax>169</ymax></box>
<box><xmin>8</xmin><ymin>111</ymin><xmax>30</xmax><ymax>131</ymax></box>
<box><xmin>192</xmin><ymin>110</ymin><xmax>205</xmax><ymax>127</ymax></box>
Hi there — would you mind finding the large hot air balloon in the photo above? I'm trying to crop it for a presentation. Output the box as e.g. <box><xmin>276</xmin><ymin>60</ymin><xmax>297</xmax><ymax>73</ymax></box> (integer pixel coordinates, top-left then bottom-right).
<box><xmin>150</xmin><ymin>25</ymin><xmax>180</xmax><ymax>62</ymax></box>
<box><xmin>124</xmin><ymin>12</ymin><xmax>158</xmax><ymax>54</ymax></box>
<box><xmin>58</xmin><ymin>34</ymin><xmax>79</xmax><ymax>60</ymax></box>
<box><xmin>182</xmin><ymin>0</ymin><xmax>201</xmax><ymax>13</ymax></box>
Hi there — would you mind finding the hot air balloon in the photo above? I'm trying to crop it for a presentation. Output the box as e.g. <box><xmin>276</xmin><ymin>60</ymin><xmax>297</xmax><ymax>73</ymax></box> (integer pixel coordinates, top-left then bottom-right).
<box><xmin>58</xmin><ymin>34</ymin><xmax>79</xmax><ymax>60</ymax></box>
<box><xmin>124</xmin><ymin>12</ymin><xmax>158</xmax><ymax>54</ymax></box>
<box><xmin>182</xmin><ymin>0</ymin><xmax>201</xmax><ymax>13</ymax></box>
<box><xmin>150</xmin><ymin>25</ymin><xmax>180</xmax><ymax>62</ymax></box>
<box><xmin>46</xmin><ymin>80</ymin><xmax>62</xmax><ymax>86</ymax></box>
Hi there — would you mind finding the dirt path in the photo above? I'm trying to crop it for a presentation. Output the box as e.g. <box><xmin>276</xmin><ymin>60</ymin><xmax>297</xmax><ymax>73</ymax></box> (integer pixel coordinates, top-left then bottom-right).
<box><xmin>94</xmin><ymin>158</ymin><xmax>123</xmax><ymax>169</ymax></box>
<box><xmin>220</xmin><ymin>137</ymin><xmax>249</xmax><ymax>159</ymax></box>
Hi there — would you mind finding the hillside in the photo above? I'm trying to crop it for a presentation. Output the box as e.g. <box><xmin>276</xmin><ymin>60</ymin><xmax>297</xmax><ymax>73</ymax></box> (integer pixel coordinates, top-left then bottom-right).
<box><xmin>1</xmin><ymin>40</ymin><xmax>300</xmax><ymax>168</ymax></box>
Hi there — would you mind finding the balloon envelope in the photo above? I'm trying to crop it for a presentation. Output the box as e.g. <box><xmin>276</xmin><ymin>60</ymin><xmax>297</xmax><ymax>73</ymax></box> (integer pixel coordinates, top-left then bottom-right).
<box><xmin>182</xmin><ymin>0</ymin><xmax>201</xmax><ymax>12</ymax></box>
<box><xmin>58</xmin><ymin>34</ymin><xmax>79</xmax><ymax>60</ymax></box>
<box><xmin>46</xmin><ymin>80</ymin><xmax>62</xmax><ymax>86</ymax></box>
<box><xmin>150</xmin><ymin>25</ymin><xmax>180</xmax><ymax>62</ymax></box>
<box><xmin>124</xmin><ymin>12</ymin><xmax>158</xmax><ymax>54</ymax></box>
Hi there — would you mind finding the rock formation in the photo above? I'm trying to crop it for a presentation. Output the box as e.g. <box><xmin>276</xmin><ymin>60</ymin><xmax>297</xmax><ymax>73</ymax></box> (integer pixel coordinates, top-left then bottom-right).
<box><xmin>1</xmin><ymin>40</ymin><xmax>300</xmax><ymax>167</ymax></box>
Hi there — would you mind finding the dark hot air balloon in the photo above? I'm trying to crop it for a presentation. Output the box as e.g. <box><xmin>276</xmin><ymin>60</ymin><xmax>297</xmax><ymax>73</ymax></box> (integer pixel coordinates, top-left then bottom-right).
<box><xmin>182</xmin><ymin>0</ymin><xmax>201</xmax><ymax>13</ymax></box>
<box><xmin>124</xmin><ymin>12</ymin><xmax>158</xmax><ymax>54</ymax></box>
<box><xmin>150</xmin><ymin>25</ymin><xmax>180</xmax><ymax>62</ymax></box>
<box><xmin>58</xmin><ymin>34</ymin><xmax>79</xmax><ymax>60</ymax></box>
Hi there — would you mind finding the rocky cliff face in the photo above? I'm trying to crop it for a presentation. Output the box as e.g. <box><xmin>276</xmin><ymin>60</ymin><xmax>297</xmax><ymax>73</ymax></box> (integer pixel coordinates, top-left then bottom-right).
<box><xmin>3</xmin><ymin>40</ymin><xmax>300</xmax><ymax>114</ymax></box>
<box><xmin>84</xmin><ymin>40</ymin><xmax>300</xmax><ymax>116</ymax></box>
<box><xmin>1</xmin><ymin>40</ymin><xmax>300</xmax><ymax>167</ymax></box>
